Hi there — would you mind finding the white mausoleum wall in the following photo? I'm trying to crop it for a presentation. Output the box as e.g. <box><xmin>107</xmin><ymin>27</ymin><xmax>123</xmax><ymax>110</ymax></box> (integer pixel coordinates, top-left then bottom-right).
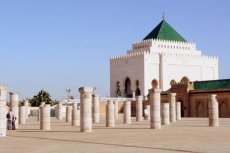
<box><xmin>110</xmin><ymin>39</ymin><xmax>218</xmax><ymax>97</ymax></box>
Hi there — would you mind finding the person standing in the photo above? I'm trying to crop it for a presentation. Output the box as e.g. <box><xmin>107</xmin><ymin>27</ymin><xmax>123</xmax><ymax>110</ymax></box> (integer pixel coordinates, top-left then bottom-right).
<box><xmin>6</xmin><ymin>110</ymin><xmax>14</xmax><ymax>130</ymax></box>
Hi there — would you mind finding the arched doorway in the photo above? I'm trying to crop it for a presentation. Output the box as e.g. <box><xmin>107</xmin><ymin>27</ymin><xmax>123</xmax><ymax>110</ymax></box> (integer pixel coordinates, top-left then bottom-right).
<box><xmin>124</xmin><ymin>78</ymin><xmax>132</xmax><ymax>98</ymax></box>
<box><xmin>135</xmin><ymin>80</ymin><xmax>141</xmax><ymax>96</ymax></box>
<box><xmin>178</xmin><ymin>99</ymin><xmax>184</xmax><ymax>117</ymax></box>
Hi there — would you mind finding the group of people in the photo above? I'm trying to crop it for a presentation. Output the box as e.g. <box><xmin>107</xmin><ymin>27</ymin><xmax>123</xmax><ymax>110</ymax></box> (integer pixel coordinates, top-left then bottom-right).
<box><xmin>6</xmin><ymin>110</ymin><xmax>17</xmax><ymax>130</ymax></box>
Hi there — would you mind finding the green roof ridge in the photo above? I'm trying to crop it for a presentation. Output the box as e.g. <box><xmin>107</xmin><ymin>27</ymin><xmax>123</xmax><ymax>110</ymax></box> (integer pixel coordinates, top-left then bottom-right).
<box><xmin>194</xmin><ymin>79</ymin><xmax>230</xmax><ymax>90</ymax></box>
<box><xmin>143</xmin><ymin>19</ymin><xmax>186</xmax><ymax>42</ymax></box>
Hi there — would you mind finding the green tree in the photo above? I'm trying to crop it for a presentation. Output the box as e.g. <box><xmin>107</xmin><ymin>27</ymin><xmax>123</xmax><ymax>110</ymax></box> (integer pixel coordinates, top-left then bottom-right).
<box><xmin>29</xmin><ymin>90</ymin><xmax>53</xmax><ymax>107</ymax></box>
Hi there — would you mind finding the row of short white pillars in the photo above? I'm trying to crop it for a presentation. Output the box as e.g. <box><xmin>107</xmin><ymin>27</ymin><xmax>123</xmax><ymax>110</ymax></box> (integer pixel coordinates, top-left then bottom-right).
<box><xmin>208</xmin><ymin>94</ymin><xmax>219</xmax><ymax>127</ymax></box>
<box><xmin>0</xmin><ymin>85</ymin><xmax>7</xmax><ymax>137</ymax></box>
<box><xmin>106</xmin><ymin>100</ymin><xmax>115</xmax><ymax>127</ymax></box>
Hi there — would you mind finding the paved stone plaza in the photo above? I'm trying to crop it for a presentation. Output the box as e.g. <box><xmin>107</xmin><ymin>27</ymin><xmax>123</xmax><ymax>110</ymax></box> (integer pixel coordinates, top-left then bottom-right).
<box><xmin>1</xmin><ymin>117</ymin><xmax>230</xmax><ymax>153</ymax></box>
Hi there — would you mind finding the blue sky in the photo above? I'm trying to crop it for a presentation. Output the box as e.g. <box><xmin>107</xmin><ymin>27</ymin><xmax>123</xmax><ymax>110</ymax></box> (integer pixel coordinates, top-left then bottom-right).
<box><xmin>0</xmin><ymin>1</ymin><xmax>229</xmax><ymax>100</ymax></box>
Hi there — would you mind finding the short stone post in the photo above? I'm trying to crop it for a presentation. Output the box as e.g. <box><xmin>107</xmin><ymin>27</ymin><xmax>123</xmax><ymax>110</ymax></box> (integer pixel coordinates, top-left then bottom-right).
<box><xmin>40</xmin><ymin>104</ymin><xmax>50</xmax><ymax>130</ymax></box>
<box><xmin>149</xmin><ymin>88</ymin><xmax>162</xmax><ymax>129</ymax></box>
<box><xmin>169</xmin><ymin>93</ymin><xmax>176</xmax><ymax>122</ymax></box>
<box><xmin>92</xmin><ymin>94</ymin><xmax>100</xmax><ymax>123</ymax></box>
<box><xmin>79</xmin><ymin>87</ymin><xmax>93</xmax><ymax>132</ymax></box>
<box><xmin>0</xmin><ymin>85</ymin><xmax>7</xmax><ymax>137</ymax></box>
<box><xmin>106</xmin><ymin>100</ymin><xmax>115</xmax><ymax>127</ymax></box>
<box><xmin>66</xmin><ymin>106</ymin><xmax>72</xmax><ymax>123</ymax></box>
<box><xmin>176</xmin><ymin>102</ymin><xmax>181</xmax><ymax>120</ymax></box>
<box><xmin>161</xmin><ymin>103</ymin><xmax>170</xmax><ymax>125</ymax></box>
<box><xmin>9</xmin><ymin>92</ymin><xmax>19</xmax><ymax>129</ymax></box>
<box><xmin>24</xmin><ymin>99</ymin><xmax>29</xmax><ymax>119</ymax></box>
<box><xmin>19</xmin><ymin>106</ymin><xmax>26</xmax><ymax>124</ymax></box>
<box><xmin>38</xmin><ymin>102</ymin><xmax>45</xmax><ymax>122</ymax></box>
<box><xmin>208</xmin><ymin>94</ymin><xmax>219</xmax><ymax>127</ymax></box>
<box><xmin>72</xmin><ymin>103</ymin><xmax>80</xmax><ymax>126</ymax></box>
<box><xmin>57</xmin><ymin>102</ymin><xmax>63</xmax><ymax>120</ymax></box>
<box><xmin>136</xmin><ymin>96</ymin><xmax>143</xmax><ymax>121</ymax></box>
<box><xmin>114</xmin><ymin>100</ymin><xmax>119</xmax><ymax>119</ymax></box>
<box><xmin>132</xmin><ymin>91</ymin><xmax>136</xmax><ymax>101</ymax></box>
<box><xmin>144</xmin><ymin>105</ymin><xmax>150</xmax><ymax>120</ymax></box>
<box><xmin>124</xmin><ymin>101</ymin><xmax>131</xmax><ymax>124</ymax></box>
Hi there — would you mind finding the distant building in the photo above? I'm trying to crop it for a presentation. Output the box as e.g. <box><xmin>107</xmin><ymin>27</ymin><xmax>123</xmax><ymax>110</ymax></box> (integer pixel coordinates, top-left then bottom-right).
<box><xmin>110</xmin><ymin>19</ymin><xmax>218</xmax><ymax>97</ymax></box>
<box><xmin>160</xmin><ymin>78</ymin><xmax>230</xmax><ymax>117</ymax></box>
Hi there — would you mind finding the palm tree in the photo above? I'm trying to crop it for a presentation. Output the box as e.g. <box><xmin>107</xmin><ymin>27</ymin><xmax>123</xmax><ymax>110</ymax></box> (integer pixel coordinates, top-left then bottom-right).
<box><xmin>29</xmin><ymin>90</ymin><xmax>52</xmax><ymax>107</ymax></box>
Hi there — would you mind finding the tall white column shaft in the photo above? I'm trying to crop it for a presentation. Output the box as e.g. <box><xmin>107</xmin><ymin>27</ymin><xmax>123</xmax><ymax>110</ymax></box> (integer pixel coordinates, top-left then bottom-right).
<box><xmin>66</xmin><ymin>106</ymin><xmax>72</xmax><ymax>123</ymax></box>
<box><xmin>92</xmin><ymin>95</ymin><xmax>100</xmax><ymax>123</ymax></box>
<box><xmin>19</xmin><ymin>106</ymin><xmax>26</xmax><ymax>124</ymax></box>
<box><xmin>72</xmin><ymin>103</ymin><xmax>80</xmax><ymax>126</ymax></box>
<box><xmin>176</xmin><ymin>102</ymin><xmax>181</xmax><ymax>120</ymax></box>
<box><xmin>169</xmin><ymin>93</ymin><xmax>176</xmax><ymax>122</ymax></box>
<box><xmin>114</xmin><ymin>100</ymin><xmax>119</xmax><ymax>119</ymax></box>
<box><xmin>124</xmin><ymin>101</ymin><xmax>131</xmax><ymax>124</ymax></box>
<box><xmin>149</xmin><ymin>89</ymin><xmax>162</xmax><ymax>129</ymax></box>
<box><xmin>136</xmin><ymin>96</ymin><xmax>143</xmax><ymax>121</ymax></box>
<box><xmin>0</xmin><ymin>85</ymin><xmax>7</xmax><ymax>137</ymax></box>
<box><xmin>79</xmin><ymin>87</ymin><xmax>93</xmax><ymax>132</ymax></box>
<box><xmin>57</xmin><ymin>102</ymin><xmax>63</xmax><ymax>120</ymax></box>
<box><xmin>208</xmin><ymin>94</ymin><xmax>219</xmax><ymax>127</ymax></box>
<box><xmin>106</xmin><ymin>100</ymin><xmax>115</xmax><ymax>127</ymax></box>
<box><xmin>161</xmin><ymin>103</ymin><xmax>170</xmax><ymax>125</ymax></box>
<box><xmin>9</xmin><ymin>92</ymin><xmax>19</xmax><ymax>129</ymax></box>
<box><xmin>40</xmin><ymin>104</ymin><xmax>50</xmax><ymax>130</ymax></box>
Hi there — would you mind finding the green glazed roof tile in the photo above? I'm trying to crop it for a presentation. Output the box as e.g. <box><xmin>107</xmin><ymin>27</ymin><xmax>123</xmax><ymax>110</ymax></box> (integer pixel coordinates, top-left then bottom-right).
<box><xmin>194</xmin><ymin>79</ymin><xmax>230</xmax><ymax>90</ymax></box>
<box><xmin>144</xmin><ymin>19</ymin><xmax>186</xmax><ymax>42</ymax></box>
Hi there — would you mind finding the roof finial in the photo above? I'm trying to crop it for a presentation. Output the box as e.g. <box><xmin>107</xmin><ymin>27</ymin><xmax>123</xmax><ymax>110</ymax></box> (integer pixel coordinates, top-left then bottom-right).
<box><xmin>162</xmin><ymin>12</ymin><xmax>165</xmax><ymax>20</ymax></box>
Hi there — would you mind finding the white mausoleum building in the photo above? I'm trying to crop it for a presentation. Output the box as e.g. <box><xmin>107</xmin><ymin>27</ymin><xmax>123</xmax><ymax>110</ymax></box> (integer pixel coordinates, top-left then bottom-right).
<box><xmin>110</xmin><ymin>19</ymin><xmax>218</xmax><ymax>97</ymax></box>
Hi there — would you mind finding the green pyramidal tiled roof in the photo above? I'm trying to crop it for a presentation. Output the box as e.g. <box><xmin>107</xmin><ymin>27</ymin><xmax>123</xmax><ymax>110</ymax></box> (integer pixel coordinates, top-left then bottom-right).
<box><xmin>194</xmin><ymin>79</ymin><xmax>230</xmax><ymax>90</ymax></box>
<box><xmin>143</xmin><ymin>19</ymin><xmax>186</xmax><ymax>42</ymax></box>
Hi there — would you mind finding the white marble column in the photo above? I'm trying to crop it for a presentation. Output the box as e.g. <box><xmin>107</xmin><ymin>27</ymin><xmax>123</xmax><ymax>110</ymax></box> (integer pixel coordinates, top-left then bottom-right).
<box><xmin>19</xmin><ymin>106</ymin><xmax>26</xmax><ymax>124</ymax></box>
<box><xmin>40</xmin><ymin>104</ymin><xmax>50</xmax><ymax>130</ymax></box>
<box><xmin>72</xmin><ymin>103</ymin><xmax>80</xmax><ymax>126</ymax></box>
<box><xmin>9</xmin><ymin>92</ymin><xmax>19</xmax><ymax>129</ymax></box>
<box><xmin>38</xmin><ymin>102</ymin><xmax>45</xmax><ymax>122</ymax></box>
<box><xmin>92</xmin><ymin>94</ymin><xmax>100</xmax><ymax>123</ymax></box>
<box><xmin>57</xmin><ymin>102</ymin><xmax>63</xmax><ymax>120</ymax></box>
<box><xmin>169</xmin><ymin>93</ymin><xmax>176</xmax><ymax>123</ymax></box>
<box><xmin>136</xmin><ymin>96</ymin><xmax>143</xmax><ymax>121</ymax></box>
<box><xmin>144</xmin><ymin>105</ymin><xmax>150</xmax><ymax>120</ymax></box>
<box><xmin>79</xmin><ymin>87</ymin><xmax>93</xmax><ymax>132</ymax></box>
<box><xmin>161</xmin><ymin>103</ymin><xmax>170</xmax><ymax>125</ymax></box>
<box><xmin>124</xmin><ymin>101</ymin><xmax>131</xmax><ymax>124</ymax></box>
<box><xmin>0</xmin><ymin>85</ymin><xmax>7</xmax><ymax>137</ymax></box>
<box><xmin>114</xmin><ymin>100</ymin><xmax>119</xmax><ymax>119</ymax></box>
<box><xmin>106</xmin><ymin>100</ymin><xmax>115</xmax><ymax>127</ymax></box>
<box><xmin>24</xmin><ymin>99</ymin><xmax>29</xmax><ymax>119</ymax></box>
<box><xmin>176</xmin><ymin>102</ymin><xmax>181</xmax><ymax>120</ymax></box>
<box><xmin>208</xmin><ymin>94</ymin><xmax>219</xmax><ymax>127</ymax></box>
<box><xmin>66</xmin><ymin>106</ymin><xmax>72</xmax><ymax>123</ymax></box>
<box><xmin>149</xmin><ymin>89</ymin><xmax>162</xmax><ymax>129</ymax></box>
